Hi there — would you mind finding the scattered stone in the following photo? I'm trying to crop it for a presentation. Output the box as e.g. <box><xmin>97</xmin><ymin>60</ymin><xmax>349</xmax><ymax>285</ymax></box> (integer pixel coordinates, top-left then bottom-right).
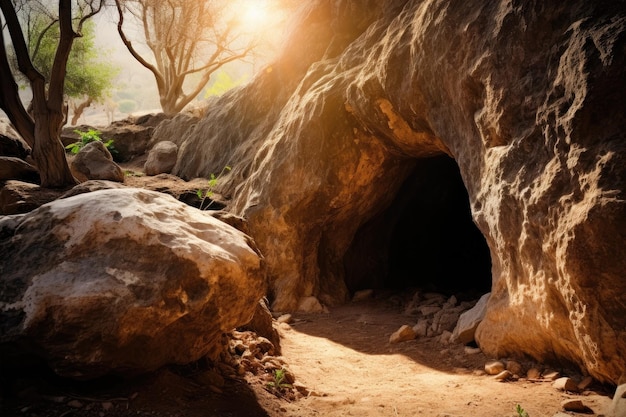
<box><xmin>297</xmin><ymin>296</ymin><xmax>327</xmax><ymax>313</ymax></box>
<box><xmin>390</xmin><ymin>325</ymin><xmax>417</xmax><ymax>344</ymax></box>
<box><xmin>276</xmin><ymin>314</ymin><xmax>293</xmax><ymax>324</ymax></box>
<box><xmin>101</xmin><ymin>402</ymin><xmax>114</xmax><ymax>411</ymax></box>
<box><xmin>413</xmin><ymin>319</ymin><xmax>429</xmax><ymax>337</ymax></box>
<box><xmin>506</xmin><ymin>360</ymin><xmax>523</xmax><ymax>376</ymax></box>
<box><xmin>527</xmin><ymin>368</ymin><xmax>542</xmax><ymax>379</ymax></box>
<box><xmin>577</xmin><ymin>376</ymin><xmax>594</xmax><ymax>391</ymax></box>
<box><xmin>144</xmin><ymin>141</ymin><xmax>178</xmax><ymax>175</ymax></box>
<box><xmin>420</xmin><ymin>305</ymin><xmax>441</xmax><ymax>316</ymax></box>
<box><xmin>485</xmin><ymin>360</ymin><xmax>506</xmax><ymax>375</ymax></box>
<box><xmin>444</xmin><ymin>295</ymin><xmax>457</xmax><ymax>307</ymax></box>
<box><xmin>561</xmin><ymin>399</ymin><xmax>591</xmax><ymax>413</ymax></box>
<box><xmin>70</xmin><ymin>140</ymin><xmax>124</xmax><ymax>182</ymax></box>
<box><xmin>494</xmin><ymin>370</ymin><xmax>513</xmax><ymax>381</ymax></box>
<box><xmin>352</xmin><ymin>289</ymin><xmax>374</xmax><ymax>302</ymax></box>
<box><xmin>544</xmin><ymin>371</ymin><xmax>561</xmax><ymax>381</ymax></box>
<box><xmin>464</xmin><ymin>346</ymin><xmax>482</xmax><ymax>355</ymax></box>
<box><xmin>439</xmin><ymin>330</ymin><xmax>453</xmax><ymax>345</ymax></box>
<box><xmin>239</xmin><ymin>298</ymin><xmax>281</xmax><ymax>354</ymax></box>
<box><xmin>67</xmin><ymin>400</ymin><xmax>84</xmax><ymax>408</ymax></box>
<box><xmin>451</xmin><ymin>293</ymin><xmax>490</xmax><ymax>344</ymax></box>
<box><xmin>553</xmin><ymin>377</ymin><xmax>580</xmax><ymax>392</ymax></box>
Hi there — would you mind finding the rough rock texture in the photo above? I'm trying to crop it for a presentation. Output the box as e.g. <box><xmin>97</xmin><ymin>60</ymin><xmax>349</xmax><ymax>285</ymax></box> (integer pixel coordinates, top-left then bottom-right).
<box><xmin>0</xmin><ymin>120</ymin><xmax>29</xmax><ymax>159</ymax></box>
<box><xmin>70</xmin><ymin>141</ymin><xmax>125</xmax><ymax>182</ymax></box>
<box><xmin>173</xmin><ymin>0</ymin><xmax>626</xmax><ymax>383</ymax></box>
<box><xmin>144</xmin><ymin>141</ymin><xmax>178</xmax><ymax>175</ymax></box>
<box><xmin>0</xmin><ymin>180</ymin><xmax>67</xmax><ymax>215</ymax></box>
<box><xmin>0</xmin><ymin>188</ymin><xmax>266</xmax><ymax>378</ymax></box>
<box><xmin>0</xmin><ymin>156</ymin><xmax>39</xmax><ymax>182</ymax></box>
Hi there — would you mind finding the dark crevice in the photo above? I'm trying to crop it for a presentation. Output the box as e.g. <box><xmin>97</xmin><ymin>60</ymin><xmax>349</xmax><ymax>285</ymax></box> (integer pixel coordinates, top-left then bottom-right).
<box><xmin>344</xmin><ymin>155</ymin><xmax>491</xmax><ymax>299</ymax></box>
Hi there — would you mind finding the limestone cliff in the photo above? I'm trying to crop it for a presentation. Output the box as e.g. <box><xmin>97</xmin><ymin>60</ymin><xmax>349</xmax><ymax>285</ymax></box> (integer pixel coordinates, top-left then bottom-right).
<box><xmin>174</xmin><ymin>0</ymin><xmax>626</xmax><ymax>384</ymax></box>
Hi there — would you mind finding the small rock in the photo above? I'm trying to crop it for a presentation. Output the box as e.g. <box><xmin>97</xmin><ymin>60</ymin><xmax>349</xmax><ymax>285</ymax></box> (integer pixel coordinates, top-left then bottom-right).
<box><xmin>553</xmin><ymin>377</ymin><xmax>580</xmax><ymax>392</ymax></box>
<box><xmin>297</xmin><ymin>296</ymin><xmax>327</xmax><ymax>313</ymax></box>
<box><xmin>464</xmin><ymin>346</ymin><xmax>482</xmax><ymax>355</ymax></box>
<box><xmin>451</xmin><ymin>293</ymin><xmax>490</xmax><ymax>344</ymax></box>
<box><xmin>144</xmin><ymin>141</ymin><xmax>178</xmax><ymax>175</ymax></box>
<box><xmin>352</xmin><ymin>289</ymin><xmax>374</xmax><ymax>302</ymax></box>
<box><xmin>577</xmin><ymin>376</ymin><xmax>594</xmax><ymax>391</ymax></box>
<box><xmin>413</xmin><ymin>319</ymin><xmax>429</xmax><ymax>337</ymax></box>
<box><xmin>443</xmin><ymin>295</ymin><xmax>457</xmax><ymax>308</ymax></box>
<box><xmin>527</xmin><ymin>368</ymin><xmax>542</xmax><ymax>379</ymax></box>
<box><xmin>544</xmin><ymin>370</ymin><xmax>561</xmax><ymax>380</ymax></box>
<box><xmin>439</xmin><ymin>330</ymin><xmax>453</xmax><ymax>345</ymax></box>
<box><xmin>485</xmin><ymin>360</ymin><xmax>505</xmax><ymax>375</ymax></box>
<box><xmin>67</xmin><ymin>400</ymin><xmax>84</xmax><ymax>408</ymax></box>
<box><xmin>420</xmin><ymin>305</ymin><xmax>441</xmax><ymax>316</ymax></box>
<box><xmin>276</xmin><ymin>314</ymin><xmax>292</xmax><ymax>324</ymax></box>
<box><xmin>506</xmin><ymin>360</ymin><xmax>523</xmax><ymax>376</ymax></box>
<box><xmin>101</xmin><ymin>402</ymin><xmax>114</xmax><ymax>411</ymax></box>
<box><xmin>561</xmin><ymin>399</ymin><xmax>591</xmax><ymax>413</ymax></box>
<box><xmin>494</xmin><ymin>370</ymin><xmax>513</xmax><ymax>381</ymax></box>
<box><xmin>389</xmin><ymin>325</ymin><xmax>417</xmax><ymax>343</ymax></box>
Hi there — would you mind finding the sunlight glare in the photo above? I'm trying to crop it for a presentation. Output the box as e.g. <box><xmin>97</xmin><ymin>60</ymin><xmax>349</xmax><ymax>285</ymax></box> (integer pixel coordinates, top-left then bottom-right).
<box><xmin>239</xmin><ymin>0</ymin><xmax>270</xmax><ymax>31</ymax></box>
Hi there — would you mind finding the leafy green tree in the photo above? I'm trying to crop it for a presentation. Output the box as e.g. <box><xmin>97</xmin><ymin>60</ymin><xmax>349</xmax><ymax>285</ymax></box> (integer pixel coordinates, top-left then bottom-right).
<box><xmin>27</xmin><ymin>19</ymin><xmax>120</xmax><ymax>125</ymax></box>
<box><xmin>0</xmin><ymin>0</ymin><xmax>104</xmax><ymax>187</ymax></box>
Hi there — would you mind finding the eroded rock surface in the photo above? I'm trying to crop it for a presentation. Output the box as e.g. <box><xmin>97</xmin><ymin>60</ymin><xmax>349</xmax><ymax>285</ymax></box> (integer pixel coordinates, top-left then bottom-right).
<box><xmin>173</xmin><ymin>0</ymin><xmax>625</xmax><ymax>383</ymax></box>
<box><xmin>0</xmin><ymin>188</ymin><xmax>266</xmax><ymax>378</ymax></box>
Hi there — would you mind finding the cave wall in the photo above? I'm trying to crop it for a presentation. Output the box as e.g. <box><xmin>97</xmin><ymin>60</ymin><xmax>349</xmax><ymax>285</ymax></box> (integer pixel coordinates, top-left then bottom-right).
<box><xmin>174</xmin><ymin>0</ymin><xmax>626</xmax><ymax>384</ymax></box>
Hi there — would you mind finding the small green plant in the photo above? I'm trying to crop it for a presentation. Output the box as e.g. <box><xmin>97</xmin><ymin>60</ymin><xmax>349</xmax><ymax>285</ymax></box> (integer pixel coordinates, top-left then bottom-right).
<box><xmin>266</xmin><ymin>368</ymin><xmax>293</xmax><ymax>395</ymax></box>
<box><xmin>196</xmin><ymin>165</ymin><xmax>231</xmax><ymax>210</ymax></box>
<box><xmin>515</xmin><ymin>404</ymin><xmax>529</xmax><ymax>417</ymax></box>
<box><xmin>66</xmin><ymin>129</ymin><xmax>116</xmax><ymax>155</ymax></box>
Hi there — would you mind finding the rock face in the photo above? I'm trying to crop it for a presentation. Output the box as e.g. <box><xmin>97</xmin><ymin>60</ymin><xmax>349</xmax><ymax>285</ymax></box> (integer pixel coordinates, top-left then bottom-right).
<box><xmin>173</xmin><ymin>0</ymin><xmax>626</xmax><ymax>383</ymax></box>
<box><xmin>0</xmin><ymin>188</ymin><xmax>266</xmax><ymax>378</ymax></box>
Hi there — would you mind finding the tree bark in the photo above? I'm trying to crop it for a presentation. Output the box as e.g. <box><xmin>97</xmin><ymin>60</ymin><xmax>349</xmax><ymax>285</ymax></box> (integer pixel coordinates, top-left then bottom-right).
<box><xmin>71</xmin><ymin>97</ymin><xmax>93</xmax><ymax>125</ymax></box>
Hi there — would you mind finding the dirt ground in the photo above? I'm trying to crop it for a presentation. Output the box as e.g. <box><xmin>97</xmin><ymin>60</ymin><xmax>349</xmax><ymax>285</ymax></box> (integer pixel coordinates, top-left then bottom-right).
<box><xmin>1</xmin><ymin>294</ymin><xmax>614</xmax><ymax>417</ymax></box>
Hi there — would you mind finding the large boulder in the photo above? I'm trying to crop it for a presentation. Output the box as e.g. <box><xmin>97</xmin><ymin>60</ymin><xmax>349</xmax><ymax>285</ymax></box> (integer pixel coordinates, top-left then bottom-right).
<box><xmin>171</xmin><ymin>0</ymin><xmax>626</xmax><ymax>383</ymax></box>
<box><xmin>0</xmin><ymin>156</ymin><xmax>39</xmax><ymax>182</ymax></box>
<box><xmin>0</xmin><ymin>188</ymin><xmax>266</xmax><ymax>378</ymax></box>
<box><xmin>0</xmin><ymin>120</ymin><xmax>29</xmax><ymax>159</ymax></box>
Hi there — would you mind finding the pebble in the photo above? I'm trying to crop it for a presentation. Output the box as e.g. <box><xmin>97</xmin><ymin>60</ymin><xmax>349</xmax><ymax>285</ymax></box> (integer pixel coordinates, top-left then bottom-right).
<box><xmin>464</xmin><ymin>346</ymin><xmax>482</xmax><ymax>355</ymax></box>
<box><xmin>413</xmin><ymin>319</ymin><xmax>429</xmax><ymax>337</ymax></box>
<box><xmin>420</xmin><ymin>305</ymin><xmax>441</xmax><ymax>316</ymax></box>
<box><xmin>67</xmin><ymin>400</ymin><xmax>84</xmax><ymax>408</ymax></box>
<box><xmin>561</xmin><ymin>399</ymin><xmax>590</xmax><ymax>413</ymax></box>
<box><xmin>553</xmin><ymin>377</ymin><xmax>580</xmax><ymax>392</ymax></box>
<box><xmin>506</xmin><ymin>360</ymin><xmax>523</xmax><ymax>376</ymax></box>
<box><xmin>389</xmin><ymin>325</ymin><xmax>417</xmax><ymax>343</ymax></box>
<box><xmin>526</xmin><ymin>368</ymin><xmax>542</xmax><ymax>379</ymax></box>
<box><xmin>494</xmin><ymin>370</ymin><xmax>513</xmax><ymax>382</ymax></box>
<box><xmin>485</xmin><ymin>360</ymin><xmax>505</xmax><ymax>375</ymax></box>
<box><xmin>101</xmin><ymin>402</ymin><xmax>114</xmax><ymax>411</ymax></box>
<box><xmin>543</xmin><ymin>370</ymin><xmax>561</xmax><ymax>380</ymax></box>
<box><xmin>352</xmin><ymin>289</ymin><xmax>374</xmax><ymax>302</ymax></box>
<box><xmin>276</xmin><ymin>314</ymin><xmax>292</xmax><ymax>324</ymax></box>
<box><xmin>439</xmin><ymin>330</ymin><xmax>453</xmax><ymax>345</ymax></box>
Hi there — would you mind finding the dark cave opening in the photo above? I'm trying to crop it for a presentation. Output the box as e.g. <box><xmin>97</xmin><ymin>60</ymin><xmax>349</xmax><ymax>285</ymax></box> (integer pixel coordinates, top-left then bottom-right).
<box><xmin>344</xmin><ymin>155</ymin><xmax>492</xmax><ymax>299</ymax></box>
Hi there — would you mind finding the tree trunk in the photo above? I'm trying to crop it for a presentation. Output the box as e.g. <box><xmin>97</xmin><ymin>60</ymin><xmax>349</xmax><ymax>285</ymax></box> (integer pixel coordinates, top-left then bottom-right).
<box><xmin>32</xmin><ymin>109</ymin><xmax>77</xmax><ymax>188</ymax></box>
<box><xmin>71</xmin><ymin>97</ymin><xmax>92</xmax><ymax>125</ymax></box>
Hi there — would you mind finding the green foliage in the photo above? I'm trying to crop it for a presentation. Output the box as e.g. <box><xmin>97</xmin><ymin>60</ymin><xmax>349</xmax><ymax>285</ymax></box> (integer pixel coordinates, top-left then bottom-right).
<box><xmin>266</xmin><ymin>368</ymin><xmax>293</xmax><ymax>394</ymax></box>
<box><xmin>515</xmin><ymin>404</ymin><xmax>529</xmax><ymax>417</ymax></box>
<box><xmin>27</xmin><ymin>19</ymin><xmax>119</xmax><ymax>103</ymax></box>
<box><xmin>66</xmin><ymin>129</ymin><xmax>116</xmax><ymax>155</ymax></box>
<box><xmin>197</xmin><ymin>166</ymin><xmax>232</xmax><ymax>210</ymax></box>
<box><xmin>203</xmin><ymin>71</ymin><xmax>249</xmax><ymax>98</ymax></box>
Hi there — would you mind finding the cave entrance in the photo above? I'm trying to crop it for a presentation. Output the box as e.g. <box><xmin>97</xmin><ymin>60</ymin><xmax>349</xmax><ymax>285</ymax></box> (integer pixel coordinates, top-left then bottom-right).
<box><xmin>344</xmin><ymin>155</ymin><xmax>492</xmax><ymax>299</ymax></box>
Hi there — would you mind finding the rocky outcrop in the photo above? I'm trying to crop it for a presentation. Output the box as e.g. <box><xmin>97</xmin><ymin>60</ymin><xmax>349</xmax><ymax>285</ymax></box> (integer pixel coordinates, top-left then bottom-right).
<box><xmin>0</xmin><ymin>188</ymin><xmax>266</xmax><ymax>378</ymax></box>
<box><xmin>172</xmin><ymin>0</ymin><xmax>625</xmax><ymax>383</ymax></box>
